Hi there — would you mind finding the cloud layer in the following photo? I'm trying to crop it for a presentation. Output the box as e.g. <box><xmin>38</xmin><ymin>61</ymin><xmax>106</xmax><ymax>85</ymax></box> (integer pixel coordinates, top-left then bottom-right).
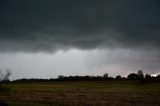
<box><xmin>0</xmin><ymin>0</ymin><xmax>160</xmax><ymax>52</ymax></box>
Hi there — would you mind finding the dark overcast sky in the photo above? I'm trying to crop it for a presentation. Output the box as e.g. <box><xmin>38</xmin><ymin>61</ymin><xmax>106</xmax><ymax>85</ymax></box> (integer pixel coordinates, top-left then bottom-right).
<box><xmin>0</xmin><ymin>0</ymin><xmax>160</xmax><ymax>79</ymax></box>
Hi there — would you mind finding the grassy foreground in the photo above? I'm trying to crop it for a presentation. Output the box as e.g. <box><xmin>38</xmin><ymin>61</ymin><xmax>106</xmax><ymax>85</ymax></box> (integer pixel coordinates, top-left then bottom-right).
<box><xmin>0</xmin><ymin>81</ymin><xmax>160</xmax><ymax>106</ymax></box>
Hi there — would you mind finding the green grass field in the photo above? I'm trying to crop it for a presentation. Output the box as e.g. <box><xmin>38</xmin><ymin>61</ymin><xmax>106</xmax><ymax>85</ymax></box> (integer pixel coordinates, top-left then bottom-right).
<box><xmin>0</xmin><ymin>81</ymin><xmax>160</xmax><ymax>106</ymax></box>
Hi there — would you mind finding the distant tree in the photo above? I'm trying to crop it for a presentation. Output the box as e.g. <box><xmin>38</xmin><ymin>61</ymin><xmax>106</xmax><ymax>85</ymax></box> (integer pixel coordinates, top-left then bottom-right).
<box><xmin>143</xmin><ymin>74</ymin><xmax>151</xmax><ymax>83</ymax></box>
<box><xmin>108</xmin><ymin>76</ymin><xmax>114</xmax><ymax>80</ymax></box>
<box><xmin>127</xmin><ymin>73</ymin><xmax>138</xmax><ymax>80</ymax></box>
<box><xmin>156</xmin><ymin>74</ymin><xmax>160</xmax><ymax>81</ymax></box>
<box><xmin>145</xmin><ymin>74</ymin><xmax>151</xmax><ymax>79</ymax></box>
<box><xmin>103</xmin><ymin>73</ymin><xmax>108</xmax><ymax>78</ymax></box>
<box><xmin>137</xmin><ymin>70</ymin><xmax>143</xmax><ymax>75</ymax></box>
<box><xmin>137</xmin><ymin>70</ymin><xmax>144</xmax><ymax>79</ymax></box>
<box><xmin>121</xmin><ymin>77</ymin><xmax>126</xmax><ymax>80</ymax></box>
<box><xmin>115</xmin><ymin>75</ymin><xmax>121</xmax><ymax>80</ymax></box>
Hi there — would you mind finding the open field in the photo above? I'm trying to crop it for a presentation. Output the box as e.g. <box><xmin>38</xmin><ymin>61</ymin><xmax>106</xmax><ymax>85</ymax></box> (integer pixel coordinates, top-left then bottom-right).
<box><xmin>0</xmin><ymin>81</ymin><xmax>160</xmax><ymax>106</ymax></box>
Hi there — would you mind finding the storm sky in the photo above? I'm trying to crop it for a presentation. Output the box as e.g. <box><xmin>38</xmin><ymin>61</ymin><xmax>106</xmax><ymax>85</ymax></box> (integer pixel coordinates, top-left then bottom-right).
<box><xmin>0</xmin><ymin>0</ymin><xmax>160</xmax><ymax>79</ymax></box>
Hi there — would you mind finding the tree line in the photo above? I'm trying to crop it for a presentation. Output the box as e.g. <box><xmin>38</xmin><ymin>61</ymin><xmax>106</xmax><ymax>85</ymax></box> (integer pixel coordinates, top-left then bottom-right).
<box><xmin>1</xmin><ymin>69</ymin><xmax>160</xmax><ymax>83</ymax></box>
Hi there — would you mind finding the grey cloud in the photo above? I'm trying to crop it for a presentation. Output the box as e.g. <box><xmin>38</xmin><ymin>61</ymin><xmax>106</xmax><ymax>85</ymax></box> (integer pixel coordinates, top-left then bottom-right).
<box><xmin>84</xmin><ymin>48</ymin><xmax>160</xmax><ymax>75</ymax></box>
<box><xmin>0</xmin><ymin>0</ymin><xmax>160</xmax><ymax>52</ymax></box>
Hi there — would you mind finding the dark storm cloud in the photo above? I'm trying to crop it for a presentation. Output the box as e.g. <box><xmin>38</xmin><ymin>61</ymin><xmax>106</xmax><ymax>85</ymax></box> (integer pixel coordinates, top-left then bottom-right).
<box><xmin>0</xmin><ymin>0</ymin><xmax>160</xmax><ymax>52</ymax></box>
